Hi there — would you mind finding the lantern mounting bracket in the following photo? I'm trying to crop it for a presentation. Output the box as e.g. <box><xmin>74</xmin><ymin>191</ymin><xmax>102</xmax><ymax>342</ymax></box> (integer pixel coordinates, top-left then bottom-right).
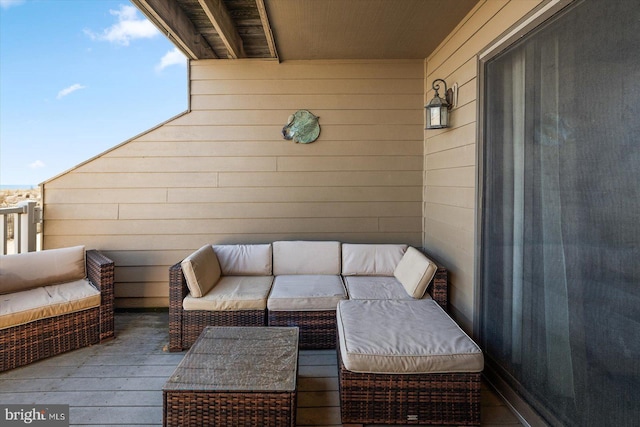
<box><xmin>425</xmin><ymin>78</ymin><xmax>456</xmax><ymax>130</ymax></box>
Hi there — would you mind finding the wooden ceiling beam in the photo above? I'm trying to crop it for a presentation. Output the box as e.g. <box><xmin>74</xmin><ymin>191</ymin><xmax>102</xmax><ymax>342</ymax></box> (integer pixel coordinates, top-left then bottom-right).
<box><xmin>132</xmin><ymin>0</ymin><xmax>217</xmax><ymax>60</ymax></box>
<box><xmin>256</xmin><ymin>0</ymin><xmax>278</xmax><ymax>60</ymax></box>
<box><xmin>198</xmin><ymin>0</ymin><xmax>246</xmax><ymax>59</ymax></box>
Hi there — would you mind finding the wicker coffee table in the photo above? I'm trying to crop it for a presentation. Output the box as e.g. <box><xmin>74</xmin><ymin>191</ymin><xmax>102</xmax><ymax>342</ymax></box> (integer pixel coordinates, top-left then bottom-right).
<box><xmin>163</xmin><ymin>326</ymin><xmax>299</xmax><ymax>427</ymax></box>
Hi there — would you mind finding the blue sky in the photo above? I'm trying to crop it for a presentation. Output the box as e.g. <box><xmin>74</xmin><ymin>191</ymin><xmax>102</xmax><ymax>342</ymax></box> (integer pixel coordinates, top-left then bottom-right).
<box><xmin>0</xmin><ymin>0</ymin><xmax>188</xmax><ymax>186</ymax></box>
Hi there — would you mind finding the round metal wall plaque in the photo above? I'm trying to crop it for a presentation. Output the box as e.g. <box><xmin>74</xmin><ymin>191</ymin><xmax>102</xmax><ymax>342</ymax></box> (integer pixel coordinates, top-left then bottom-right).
<box><xmin>282</xmin><ymin>110</ymin><xmax>320</xmax><ymax>144</ymax></box>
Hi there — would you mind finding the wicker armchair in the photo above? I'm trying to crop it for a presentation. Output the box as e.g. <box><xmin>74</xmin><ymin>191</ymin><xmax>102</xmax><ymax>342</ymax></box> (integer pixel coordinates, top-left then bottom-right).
<box><xmin>1</xmin><ymin>249</ymin><xmax>115</xmax><ymax>372</ymax></box>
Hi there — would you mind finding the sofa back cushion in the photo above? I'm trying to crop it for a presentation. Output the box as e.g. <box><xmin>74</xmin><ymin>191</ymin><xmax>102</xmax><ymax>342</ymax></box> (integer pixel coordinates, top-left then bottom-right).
<box><xmin>0</xmin><ymin>245</ymin><xmax>86</xmax><ymax>295</ymax></box>
<box><xmin>341</xmin><ymin>243</ymin><xmax>408</xmax><ymax>276</ymax></box>
<box><xmin>273</xmin><ymin>241</ymin><xmax>341</xmax><ymax>275</ymax></box>
<box><xmin>212</xmin><ymin>244</ymin><xmax>272</xmax><ymax>276</ymax></box>
<box><xmin>181</xmin><ymin>245</ymin><xmax>221</xmax><ymax>298</ymax></box>
<box><xmin>393</xmin><ymin>246</ymin><xmax>438</xmax><ymax>299</ymax></box>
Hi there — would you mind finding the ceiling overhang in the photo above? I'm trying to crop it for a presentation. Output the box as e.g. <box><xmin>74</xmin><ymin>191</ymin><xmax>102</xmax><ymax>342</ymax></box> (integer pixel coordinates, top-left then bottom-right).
<box><xmin>133</xmin><ymin>0</ymin><xmax>479</xmax><ymax>61</ymax></box>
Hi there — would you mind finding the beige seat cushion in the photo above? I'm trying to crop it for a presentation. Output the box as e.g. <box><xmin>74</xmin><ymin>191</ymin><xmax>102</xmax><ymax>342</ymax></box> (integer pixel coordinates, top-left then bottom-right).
<box><xmin>393</xmin><ymin>246</ymin><xmax>438</xmax><ymax>299</ymax></box>
<box><xmin>273</xmin><ymin>241</ymin><xmax>341</xmax><ymax>275</ymax></box>
<box><xmin>0</xmin><ymin>245</ymin><xmax>86</xmax><ymax>295</ymax></box>
<box><xmin>212</xmin><ymin>244</ymin><xmax>272</xmax><ymax>276</ymax></box>
<box><xmin>181</xmin><ymin>245</ymin><xmax>221</xmax><ymax>298</ymax></box>
<box><xmin>341</xmin><ymin>244</ymin><xmax>407</xmax><ymax>276</ymax></box>
<box><xmin>267</xmin><ymin>275</ymin><xmax>347</xmax><ymax>311</ymax></box>
<box><xmin>337</xmin><ymin>299</ymin><xmax>484</xmax><ymax>374</ymax></box>
<box><xmin>183</xmin><ymin>276</ymin><xmax>274</xmax><ymax>311</ymax></box>
<box><xmin>344</xmin><ymin>276</ymin><xmax>432</xmax><ymax>300</ymax></box>
<box><xmin>0</xmin><ymin>279</ymin><xmax>101</xmax><ymax>330</ymax></box>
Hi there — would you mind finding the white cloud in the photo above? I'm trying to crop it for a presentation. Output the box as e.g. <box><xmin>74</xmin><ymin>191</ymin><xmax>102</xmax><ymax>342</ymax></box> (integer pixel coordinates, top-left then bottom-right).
<box><xmin>85</xmin><ymin>5</ymin><xmax>159</xmax><ymax>46</ymax></box>
<box><xmin>29</xmin><ymin>160</ymin><xmax>45</xmax><ymax>169</ymax></box>
<box><xmin>57</xmin><ymin>84</ymin><xmax>87</xmax><ymax>100</ymax></box>
<box><xmin>156</xmin><ymin>48</ymin><xmax>187</xmax><ymax>72</ymax></box>
<box><xmin>0</xmin><ymin>0</ymin><xmax>25</xmax><ymax>9</ymax></box>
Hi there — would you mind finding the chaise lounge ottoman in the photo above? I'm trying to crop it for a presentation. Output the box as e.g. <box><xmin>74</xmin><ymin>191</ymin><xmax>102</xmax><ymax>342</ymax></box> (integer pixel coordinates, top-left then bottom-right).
<box><xmin>337</xmin><ymin>299</ymin><xmax>484</xmax><ymax>426</ymax></box>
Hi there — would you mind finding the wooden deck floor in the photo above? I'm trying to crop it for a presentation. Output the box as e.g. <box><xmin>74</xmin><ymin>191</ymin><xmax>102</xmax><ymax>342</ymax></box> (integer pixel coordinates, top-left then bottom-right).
<box><xmin>0</xmin><ymin>312</ymin><xmax>523</xmax><ymax>426</ymax></box>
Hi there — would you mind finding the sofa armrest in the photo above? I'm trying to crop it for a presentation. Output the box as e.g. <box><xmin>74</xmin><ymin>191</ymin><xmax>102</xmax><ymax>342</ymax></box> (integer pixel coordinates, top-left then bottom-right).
<box><xmin>86</xmin><ymin>249</ymin><xmax>115</xmax><ymax>342</ymax></box>
<box><xmin>169</xmin><ymin>262</ymin><xmax>189</xmax><ymax>352</ymax></box>
<box><xmin>429</xmin><ymin>266</ymin><xmax>448</xmax><ymax>311</ymax></box>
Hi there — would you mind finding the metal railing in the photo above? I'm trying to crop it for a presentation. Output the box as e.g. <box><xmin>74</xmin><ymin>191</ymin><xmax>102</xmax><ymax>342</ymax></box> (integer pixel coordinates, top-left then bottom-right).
<box><xmin>0</xmin><ymin>200</ymin><xmax>42</xmax><ymax>255</ymax></box>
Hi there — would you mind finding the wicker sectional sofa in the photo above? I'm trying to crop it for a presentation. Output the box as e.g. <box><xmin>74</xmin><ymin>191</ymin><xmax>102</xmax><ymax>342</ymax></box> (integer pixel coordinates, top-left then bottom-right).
<box><xmin>0</xmin><ymin>246</ymin><xmax>115</xmax><ymax>372</ymax></box>
<box><xmin>169</xmin><ymin>240</ymin><xmax>484</xmax><ymax>425</ymax></box>
<box><xmin>168</xmin><ymin>241</ymin><xmax>448</xmax><ymax>351</ymax></box>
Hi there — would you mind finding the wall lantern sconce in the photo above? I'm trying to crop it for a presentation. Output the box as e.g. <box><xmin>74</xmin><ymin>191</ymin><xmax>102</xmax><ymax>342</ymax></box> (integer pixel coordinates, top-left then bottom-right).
<box><xmin>425</xmin><ymin>79</ymin><xmax>454</xmax><ymax>129</ymax></box>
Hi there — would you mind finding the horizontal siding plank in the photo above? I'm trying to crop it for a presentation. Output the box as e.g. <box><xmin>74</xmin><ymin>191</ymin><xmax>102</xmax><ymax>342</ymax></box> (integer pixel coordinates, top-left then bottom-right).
<box><xmin>426</xmin><ymin>123</ymin><xmax>476</xmax><ymax>155</ymax></box>
<box><xmin>425</xmin><ymin>203</ymin><xmax>475</xmax><ymax>233</ymax></box>
<box><xmin>115</xmin><ymin>266</ymin><xmax>167</xmax><ymax>284</ymax></box>
<box><xmin>457</xmin><ymin>77</ymin><xmax>478</xmax><ymax>109</ymax></box>
<box><xmin>45</xmin><ymin>217</ymin><xmax>383</xmax><ymax>236</ymax></box>
<box><xmin>137</xmin><ymin>124</ymin><xmax>423</xmax><ymax>142</ymax></box>
<box><xmin>425</xmin><ymin>217</ymin><xmax>475</xmax><ymax>260</ymax></box>
<box><xmin>191</xmin><ymin>78</ymin><xmax>422</xmax><ymax>95</ymax></box>
<box><xmin>105</xmin><ymin>140</ymin><xmax>423</xmax><ymax>157</ymax></box>
<box><xmin>79</xmin><ymin>157</ymin><xmax>276</xmax><ymax>173</ymax></box>
<box><xmin>449</xmin><ymin>99</ymin><xmax>478</xmax><ymax>129</ymax></box>
<box><xmin>218</xmin><ymin>171</ymin><xmax>422</xmax><ymax>187</ymax></box>
<box><xmin>115</xmin><ymin>282</ymin><xmax>167</xmax><ymax>298</ymax></box>
<box><xmin>425</xmin><ymin>186</ymin><xmax>475</xmax><ymax>209</ymax></box>
<box><xmin>172</xmin><ymin>109</ymin><xmax>423</xmax><ymax>126</ymax></box>
<box><xmin>45</xmin><ymin>172</ymin><xmax>219</xmax><ymax>189</ymax></box>
<box><xmin>44</xmin><ymin>189</ymin><xmax>168</xmax><ymax>204</ymax></box>
<box><xmin>190</xmin><ymin>59</ymin><xmax>424</xmax><ymax>80</ymax></box>
<box><xmin>379</xmin><ymin>217</ymin><xmax>422</xmax><ymax>232</ymax></box>
<box><xmin>44</xmin><ymin>204</ymin><xmax>119</xmax><ymax>220</ymax></box>
<box><xmin>190</xmin><ymin>94</ymin><xmax>423</xmax><ymax>111</ymax></box>
<box><xmin>167</xmin><ymin>186</ymin><xmax>422</xmax><ymax>203</ymax></box>
<box><xmin>448</xmin><ymin>56</ymin><xmax>479</xmax><ymax>90</ymax></box>
<box><xmin>118</xmin><ymin>202</ymin><xmax>421</xmax><ymax>220</ymax></box>
<box><xmin>426</xmin><ymin>143</ymin><xmax>476</xmax><ymax>171</ymax></box>
<box><xmin>277</xmin><ymin>156</ymin><xmax>422</xmax><ymax>172</ymax></box>
<box><xmin>425</xmin><ymin>166</ymin><xmax>476</xmax><ymax>188</ymax></box>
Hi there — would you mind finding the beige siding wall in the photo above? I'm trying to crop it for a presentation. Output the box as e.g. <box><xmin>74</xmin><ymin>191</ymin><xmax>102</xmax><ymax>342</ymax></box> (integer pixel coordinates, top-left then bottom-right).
<box><xmin>423</xmin><ymin>0</ymin><xmax>544</xmax><ymax>330</ymax></box>
<box><xmin>43</xmin><ymin>60</ymin><xmax>424</xmax><ymax>308</ymax></box>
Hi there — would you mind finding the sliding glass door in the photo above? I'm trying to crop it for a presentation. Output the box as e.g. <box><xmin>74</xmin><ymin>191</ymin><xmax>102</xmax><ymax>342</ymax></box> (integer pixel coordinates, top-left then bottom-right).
<box><xmin>480</xmin><ymin>1</ymin><xmax>639</xmax><ymax>425</ymax></box>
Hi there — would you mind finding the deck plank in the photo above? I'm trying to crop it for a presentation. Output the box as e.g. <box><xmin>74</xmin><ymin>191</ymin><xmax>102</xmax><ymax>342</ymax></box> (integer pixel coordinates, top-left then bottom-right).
<box><xmin>0</xmin><ymin>312</ymin><xmax>522</xmax><ymax>426</ymax></box>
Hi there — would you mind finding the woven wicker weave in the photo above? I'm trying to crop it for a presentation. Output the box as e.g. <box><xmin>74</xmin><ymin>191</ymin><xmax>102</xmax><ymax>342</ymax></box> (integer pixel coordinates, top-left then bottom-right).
<box><xmin>268</xmin><ymin>309</ymin><xmax>336</xmax><ymax>349</ymax></box>
<box><xmin>430</xmin><ymin>266</ymin><xmax>448</xmax><ymax>310</ymax></box>
<box><xmin>169</xmin><ymin>263</ymin><xmax>267</xmax><ymax>351</ymax></box>
<box><xmin>338</xmin><ymin>355</ymin><xmax>481</xmax><ymax>426</ymax></box>
<box><xmin>0</xmin><ymin>250</ymin><xmax>115</xmax><ymax>372</ymax></box>
<box><xmin>164</xmin><ymin>391</ymin><xmax>296</xmax><ymax>427</ymax></box>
